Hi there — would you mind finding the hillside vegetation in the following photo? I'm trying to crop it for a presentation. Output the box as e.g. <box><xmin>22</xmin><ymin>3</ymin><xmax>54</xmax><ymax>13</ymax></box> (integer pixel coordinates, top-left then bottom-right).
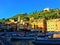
<box><xmin>1</xmin><ymin>8</ymin><xmax>60</xmax><ymax>22</ymax></box>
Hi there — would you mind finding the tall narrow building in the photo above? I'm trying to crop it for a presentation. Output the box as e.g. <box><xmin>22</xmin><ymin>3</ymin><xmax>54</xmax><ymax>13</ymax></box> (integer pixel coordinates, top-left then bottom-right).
<box><xmin>17</xmin><ymin>16</ymin><xmax>21</xmax><ymax>31</ymax></box>
<box><xmin>18</xmin><ymin>16</ymin><xmax>20</xmax><ymax>22</ymax></box>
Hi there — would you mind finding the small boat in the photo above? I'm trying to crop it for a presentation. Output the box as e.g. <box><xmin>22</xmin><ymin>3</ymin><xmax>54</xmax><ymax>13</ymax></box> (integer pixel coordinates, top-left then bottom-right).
<box><xmin>33</xmin><ymin>32</ymin><xmax>60</xmax><ymax>45</ymax></box>
<box><xmin>10</xmin><ymin>32</ymin><xmax>36</xmax><ymax>41</ymax></box>
<box><xmin>33</xmin><ymin>38</ymin><xmax>60</xmax><ymax>45</ymax></box>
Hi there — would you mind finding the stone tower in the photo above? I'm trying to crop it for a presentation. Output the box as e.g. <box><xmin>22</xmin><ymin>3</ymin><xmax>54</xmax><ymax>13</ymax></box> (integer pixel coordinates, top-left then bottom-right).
<box><xmin>18</xmin><ymin>16</ymin><xmax>20</xmax><ymax>22</ymax></box>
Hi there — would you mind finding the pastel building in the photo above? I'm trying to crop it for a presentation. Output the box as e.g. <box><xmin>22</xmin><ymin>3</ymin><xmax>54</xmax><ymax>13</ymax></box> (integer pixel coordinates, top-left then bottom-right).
<box><xmin>57</xmin><ymin>19</ymin><xmax>60</xmax><ymax>31</ymax></box>
<box><xmin>47</xmin><ymin>19</ymin><xmax>60</xmax><ymax>32</ymax></box>
<box><xmin>29</xmin><ymin>17</ymin><xmax>34</xmax><ymax>21</ymax></box>
<box><xmin>31</xmin><ymin>18</ymin><xmax>47</xmax><ymax>33</ymax></box>
<box><xmin>47</xmin><ymin>19</ymin><xmax>57</xmax><ymax>31</ymax></box>
<box><xmin>31</xmin><ymin>20</ymin><xmax>37</xmax><ymax>29</ymax></box>
<box><xmin>31</xmin><ymin>22</ymin><xmax>35</xmax><ymax>29</ymax></box>
<box><xmin>43</xmin><ymin>8</ymin><xmax>50</xmax><ymax>12</ymax></box>
<box><xmin>37</xmin><ymin>19</ymin><xmax>47</xmax><ymax>33</ymax></box>
<box><xmin>37</xmin><ymin>19</ymin><xmax>44</xmax><ymax>28</ymax></box>
<box><xmin>9</xmin><ymin>19</ymin><xmax>15</xmax><ymax>23</ymax></box>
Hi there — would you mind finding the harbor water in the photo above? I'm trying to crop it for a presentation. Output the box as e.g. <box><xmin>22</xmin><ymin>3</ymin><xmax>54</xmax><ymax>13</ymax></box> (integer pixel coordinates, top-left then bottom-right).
<box><xmin>0</xmin><ymin>32</ymin><xmax>60</xmax><ymax>45</ymax></box>
<box><xmin>10</xmin><ymin>40</ymin><xmax>34</xmax><ymax>45</ymax></box>
<box><xmin>0</xmin><ymin>39</ymin><xmax>34</xmax><ymax>45</ymax></box>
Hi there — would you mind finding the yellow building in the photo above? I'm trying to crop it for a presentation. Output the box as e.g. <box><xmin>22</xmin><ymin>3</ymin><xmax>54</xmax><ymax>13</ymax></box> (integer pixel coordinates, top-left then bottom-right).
<box><xmin>31</xmin><ymin>18</ymin><xmax>60</xmax><ymax>32</ymax></box>
<box><xmin>56</xmin><ymin>19</ymin><xmax>60</xmax><ymax>31</ymax></box>
<box><xmin>47</xmin><ymin>19</ymin><xmax>58</xmax><ymax>32</ymax></box>
<box><xmin>37</xmin><ymin>19</ymin><xmax>43</xmax><ymax>28</ymax></box>
<box><xmin>18</xmin><ymin>16</ymin><xmax>20</xmax><ymax>22</ymax></box>
<box><xmin>31</xmin><ymin>21</ymin><xmax>37</xmax><ymax>29</ymax></box>
<box><xmin>29</xmin><ymin>17</ymin><xmax>34</xmax><ymax>21</ymax></box>
<box><xmin>5</xmin><ymin>19</ymin><xmax>15</xmax><ymax>24</ymax></box>
<box><xmin>9</xmin><ymin>19</ymin><xmax>15</xmax><ymax>23</ymax></box>
<box><xmin>31</xmin><ymin>18</ymin><xmax>47</xmax><ymax>33</ymax></box>
<box><xmin>37</xmin><ymin>19</ymin><xmax>47</xmax><ymax>32</ymax></box>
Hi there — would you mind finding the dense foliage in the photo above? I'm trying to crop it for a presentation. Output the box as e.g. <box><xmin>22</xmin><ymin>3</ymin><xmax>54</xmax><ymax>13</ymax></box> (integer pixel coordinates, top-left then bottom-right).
<box><xmin>11</xmin><ymin>8</ymin><xmax>60</xmax><ymax>20</ymax></box>
<box><xmin>1</xmin><ymin>8</ymin><xmax>60</xmax><ymax>22</ymax></box>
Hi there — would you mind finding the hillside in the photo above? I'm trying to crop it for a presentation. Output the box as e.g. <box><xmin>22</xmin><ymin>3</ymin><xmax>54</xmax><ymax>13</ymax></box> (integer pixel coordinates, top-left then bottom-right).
<box><xmin>1</xmin><ymin>8</ymin><xmax>60</xmax><ymax>22</ymax></box>
<box><xmin>11</xmin><ymin>8</ymin><xmax>60</xmax><ymax>20</ymax></box>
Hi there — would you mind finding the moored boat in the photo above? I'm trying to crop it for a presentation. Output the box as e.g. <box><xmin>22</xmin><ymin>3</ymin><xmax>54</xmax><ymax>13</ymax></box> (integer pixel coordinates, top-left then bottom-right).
<box><xmin>33</xmin><ymin>32</ymin><xmax>60</xmax><ymax>45</ymax></box>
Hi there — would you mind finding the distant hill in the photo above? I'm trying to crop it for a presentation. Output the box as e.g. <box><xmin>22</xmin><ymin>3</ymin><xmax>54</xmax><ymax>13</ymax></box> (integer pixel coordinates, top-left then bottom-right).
<box><xmin>11</xmin><ymin>8</ymin><xmax>60</xmax><ymax>20</ymax></box>
<box><xmin>1</xmin><ymin>8</ymin><xmax>60</xmax><ymax>22</ymax></box>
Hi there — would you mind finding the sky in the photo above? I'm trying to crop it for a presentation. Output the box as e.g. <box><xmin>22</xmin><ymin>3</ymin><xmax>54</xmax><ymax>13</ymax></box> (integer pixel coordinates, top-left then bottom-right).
<box><xmin>0</xmin><ymin>0</ymin><xmax>60</xmax><ymax>19</ymax></box>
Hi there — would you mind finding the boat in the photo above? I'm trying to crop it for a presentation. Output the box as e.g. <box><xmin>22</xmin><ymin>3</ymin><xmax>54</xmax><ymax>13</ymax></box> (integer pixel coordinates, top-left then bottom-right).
<box><xmin>33</xmin><ymin>32</ymin><xmax>60</xmax><ymax>45</ymax></box>
<box><xmin>9</xmin><ymin>31</ymin><xmax>36</xmax><ymax>41</ymax></box>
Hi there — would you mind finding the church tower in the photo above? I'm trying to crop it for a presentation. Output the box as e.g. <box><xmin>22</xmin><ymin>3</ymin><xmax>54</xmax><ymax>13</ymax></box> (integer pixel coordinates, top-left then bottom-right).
<box><xmin>18</xmin><ymin>16</ymin><xmax>20</xmax><ymax>22</ymax></box>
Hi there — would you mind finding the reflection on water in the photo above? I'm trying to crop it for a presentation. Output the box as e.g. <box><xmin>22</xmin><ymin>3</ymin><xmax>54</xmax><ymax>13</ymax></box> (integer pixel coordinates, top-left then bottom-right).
<box><xmin>0</xmin><ymin>37</ymin><xmax>34</xmax><ymax>45</ymax></box>
<box><xmin>1</xmin><ymin>33</ymin><xmax>60</xmax><ymax>45</ymax></box>
<box><xmin>10</xmin><ymin>40</ymin><xmax>34</xmax><ymax>45</ymax></box>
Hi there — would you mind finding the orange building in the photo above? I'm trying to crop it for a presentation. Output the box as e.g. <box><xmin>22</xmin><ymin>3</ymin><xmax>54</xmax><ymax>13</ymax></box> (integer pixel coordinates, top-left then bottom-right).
<box><xmin>31</xmin><ymin>18</ymin><xmax>47</xmax><ymax>33</ymax></box>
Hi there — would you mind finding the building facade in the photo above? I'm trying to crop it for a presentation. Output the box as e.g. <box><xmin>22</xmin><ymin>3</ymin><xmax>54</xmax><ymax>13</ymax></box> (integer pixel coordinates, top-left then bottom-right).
<box><xmin>47</xmin><ymin>19</ymin><xmax>60</xmax><ymax>32</ymax></box>
<box><xmin>31</xmin><ymin>18</ymin><xmax>47</xmax><ymax>33</ymax></box>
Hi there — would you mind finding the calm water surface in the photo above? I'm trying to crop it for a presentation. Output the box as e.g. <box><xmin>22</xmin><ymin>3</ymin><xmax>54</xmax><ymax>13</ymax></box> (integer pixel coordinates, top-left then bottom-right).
<box><xmin>10</xmin><ymin>40</ymin><xmax>34</xmax><ymax>45</ymax></box>
<box><xmin>0</xmin><ymin>32</ymin><xmax>60</xmax><ymax>45</ymax></box>
<box><xmin>0</xmin><ymin>39</ymin><xmax>35</xmax><ymax>45</ymax></box>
